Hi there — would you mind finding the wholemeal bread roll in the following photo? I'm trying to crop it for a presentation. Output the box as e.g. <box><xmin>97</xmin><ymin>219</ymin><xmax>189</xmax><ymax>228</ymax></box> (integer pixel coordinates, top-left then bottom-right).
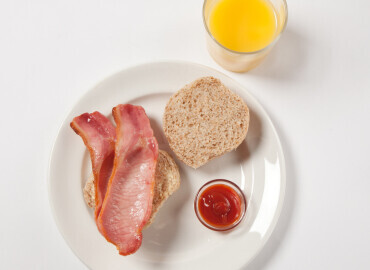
<box><xmin>83</xmin><ymin>150</ymin><xmax>180</xmax><ymax>227</ymax></box>
<box><xmin>83</xmin><ymin>174</ymin><xmax>96</xmax><ymax>208</ymax></box>
<box><xmin>163</xmin><ymin>76</ymin><xmax>249</xmax><ymax>168</ymax></box>
<box><xmin>146</xmin><ymin>150</ymin><xmax>180</xmax><ymax>227</ymax></box>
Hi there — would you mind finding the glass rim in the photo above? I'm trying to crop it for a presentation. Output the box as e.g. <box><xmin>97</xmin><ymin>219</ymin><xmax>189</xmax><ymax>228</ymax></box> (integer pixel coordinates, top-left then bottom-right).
<box><xmin>202</xmin><ymin>0</ymin><xmax>289</xmax><ymax>55</ymax></box>
<box><xmin>194</xmin><ymin>179</ymin><xmax>247</xmax><ymax>231</ymax></box>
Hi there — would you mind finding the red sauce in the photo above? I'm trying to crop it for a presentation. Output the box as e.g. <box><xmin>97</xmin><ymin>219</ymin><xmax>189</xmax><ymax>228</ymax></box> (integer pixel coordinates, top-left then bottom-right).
<box><xmin>198</xmin><ymin>184</ymin><xmax>242</xmax><ymax>228</ymax></box>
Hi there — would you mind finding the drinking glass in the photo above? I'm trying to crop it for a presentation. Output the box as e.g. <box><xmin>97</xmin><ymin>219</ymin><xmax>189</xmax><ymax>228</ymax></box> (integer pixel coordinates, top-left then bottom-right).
<box><xmin>203</xmin><ymin>0</ymin><xmax>288</xmax><ymax>72</ymax></box>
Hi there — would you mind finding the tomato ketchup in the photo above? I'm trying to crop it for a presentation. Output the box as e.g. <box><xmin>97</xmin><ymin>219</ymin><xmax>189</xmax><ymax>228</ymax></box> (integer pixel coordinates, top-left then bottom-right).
<box><xmin>195</xmin><ymin>180</ymin><xmax>246</xmax><ymax>230</ymax></box>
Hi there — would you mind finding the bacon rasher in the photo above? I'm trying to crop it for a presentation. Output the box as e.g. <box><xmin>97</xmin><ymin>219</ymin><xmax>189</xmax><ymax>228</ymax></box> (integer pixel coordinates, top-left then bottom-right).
<box><xmin>70</xmin><ymin>112</ymin><xmax>116</xmax><ymax>221</ymax></box>
<box><xmin>98</xmin><ymin>104</ymin><xmax>158</xmax><ymax>256</ymax></box>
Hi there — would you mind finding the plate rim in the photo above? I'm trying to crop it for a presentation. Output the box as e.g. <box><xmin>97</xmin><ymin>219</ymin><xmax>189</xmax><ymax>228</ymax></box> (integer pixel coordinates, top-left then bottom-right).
<box><xmin>47</xmin><ymin>60</ymin><xmax>286</xmax><ymax>269</ymax></box>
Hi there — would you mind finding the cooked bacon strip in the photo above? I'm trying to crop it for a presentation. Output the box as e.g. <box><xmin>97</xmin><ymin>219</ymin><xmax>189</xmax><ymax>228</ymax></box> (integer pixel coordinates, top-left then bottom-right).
<box><xmin>98</xmin><ymin>104</ymin><xmax>158</xmax><ymax>256</ymax></box>
<box><xmin>70</xmin><ymin>112</ymin><xmax>116</xmax><ymax>221</ymax></box>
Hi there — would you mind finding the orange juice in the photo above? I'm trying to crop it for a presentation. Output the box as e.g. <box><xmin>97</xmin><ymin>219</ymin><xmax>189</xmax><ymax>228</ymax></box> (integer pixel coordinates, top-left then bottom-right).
<box><xmin>209</xmin><ymin>0</ymin><xmax>277</xmax><ymax>52</ymax></box>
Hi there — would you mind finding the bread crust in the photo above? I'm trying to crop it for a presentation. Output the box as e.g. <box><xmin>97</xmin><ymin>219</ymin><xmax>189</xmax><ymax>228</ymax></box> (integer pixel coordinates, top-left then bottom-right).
<box><xmin>145</xmin><ymin>150</ymin><xmax>180</xmax><ymax>227</ymax></box>
<box><xmin>163</xmin><ymin>77</ymin><xmax>249</xmax><ymax>168</ymax></box>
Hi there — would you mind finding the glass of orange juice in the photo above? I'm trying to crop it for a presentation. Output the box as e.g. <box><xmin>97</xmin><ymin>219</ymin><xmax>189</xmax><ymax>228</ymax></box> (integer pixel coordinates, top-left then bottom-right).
<box><xmin>203</xmin><ymin>0</ymin><xmax>288</xmax><ymax>72</ymax></box>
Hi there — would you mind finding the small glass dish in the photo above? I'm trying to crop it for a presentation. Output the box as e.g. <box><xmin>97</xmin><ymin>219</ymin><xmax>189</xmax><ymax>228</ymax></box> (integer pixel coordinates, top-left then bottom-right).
<box><xmin>194</xmin><ymin>179</ymin><xmax>247</xmax><ymax>231</ymax></box>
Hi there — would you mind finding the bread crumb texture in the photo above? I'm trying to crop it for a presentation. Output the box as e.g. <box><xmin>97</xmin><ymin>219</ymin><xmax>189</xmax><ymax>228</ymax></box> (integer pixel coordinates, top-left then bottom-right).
<box><xmin>163</xmin><ymin>76</ymin><xmax>249</xmax><ymax>168</ymax></box>
<box><xmin>83</xmin><ymin>174</ymin><xmax>96</xmax><ymax>208</ymax></box>
<box><xmin>146</xmin><ymin>150</ymin><xmax>180</xmax><ymax>226</ymax></box>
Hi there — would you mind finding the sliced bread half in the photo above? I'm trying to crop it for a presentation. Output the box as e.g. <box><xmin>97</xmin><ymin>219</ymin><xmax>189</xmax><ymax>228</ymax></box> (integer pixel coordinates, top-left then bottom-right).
<box><xmin>163</xmin><ymin>76</ymin><xmax>249</xmax><ymax>168</ymax></box>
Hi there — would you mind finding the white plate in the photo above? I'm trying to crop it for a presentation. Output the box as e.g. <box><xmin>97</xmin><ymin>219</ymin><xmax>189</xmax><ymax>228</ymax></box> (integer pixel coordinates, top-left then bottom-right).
<box><xmin>48</xmin><ymin>61</ymin><xmax>286</xmax><ymax>270</ymax></box>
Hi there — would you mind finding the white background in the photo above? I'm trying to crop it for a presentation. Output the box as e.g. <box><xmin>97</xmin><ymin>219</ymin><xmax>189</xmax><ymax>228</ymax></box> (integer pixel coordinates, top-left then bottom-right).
<box><xmin>1</xmin><ymin>0</ymin><xmax>370</xmax><ymax>269</ymax></box>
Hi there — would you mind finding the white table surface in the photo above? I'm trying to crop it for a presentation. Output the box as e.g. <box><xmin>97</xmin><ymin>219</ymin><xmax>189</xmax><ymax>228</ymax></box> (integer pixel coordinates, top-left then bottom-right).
<box><xmin>1</xmin><ymin>0</ymin><xmax>370</xmax><ymax>269</ymax></box>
